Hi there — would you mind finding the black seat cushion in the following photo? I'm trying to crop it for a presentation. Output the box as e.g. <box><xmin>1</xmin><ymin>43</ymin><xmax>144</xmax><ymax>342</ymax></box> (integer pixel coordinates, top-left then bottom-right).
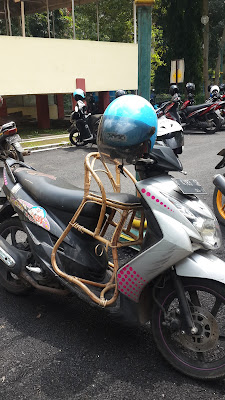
<box><xmin>186</xmin><ymin>104</ymin><xmax>209</xmax><ymax>113</ymax></box>
<box><xmin>14</xmin><ymin>168</ymin><xmax>141</xmax><ymax>216</ymax></box>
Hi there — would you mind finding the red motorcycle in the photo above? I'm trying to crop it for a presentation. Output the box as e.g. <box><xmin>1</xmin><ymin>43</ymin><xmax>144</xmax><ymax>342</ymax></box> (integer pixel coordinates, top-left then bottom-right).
<box><xmin>179</xmin><ymin>83</ymin><xmax>221</xmax><ymax>134</ymax></box>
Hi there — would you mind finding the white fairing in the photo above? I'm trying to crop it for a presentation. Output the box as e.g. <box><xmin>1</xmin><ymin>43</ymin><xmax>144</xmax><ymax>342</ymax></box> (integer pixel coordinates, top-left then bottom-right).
<box><xmin>175</xmin><ymin>251</ymin><xmax>225</xmax><ymax>284</ymax></box>
<box><xmin>157</xmin><ymin>116</ymin><xmax>182</xmax><ymax>138</ymax></box>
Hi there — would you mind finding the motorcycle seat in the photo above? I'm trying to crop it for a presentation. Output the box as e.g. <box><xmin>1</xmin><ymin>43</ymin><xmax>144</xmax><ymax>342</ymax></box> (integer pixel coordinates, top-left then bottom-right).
<box><xmin>13</xmin><ymin>168</ymin><xmax>142</xmax><ymax>216</ymax></box>
<box><xmin>186</xmin><ymin>104</ymin><xmax>208</xmax><ymax>113</ymax></box>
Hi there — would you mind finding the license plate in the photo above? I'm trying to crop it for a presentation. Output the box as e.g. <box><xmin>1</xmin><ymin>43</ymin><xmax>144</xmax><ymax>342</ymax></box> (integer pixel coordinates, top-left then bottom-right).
<box><xmin>6</xmin><ymin>134</ymin><xmax>22</xmax><ymax>144</ymax></box>
<box><xmin>174</xmin><ymin>179</ymin><xmax>207</xmax><ymax>194</ymax></box>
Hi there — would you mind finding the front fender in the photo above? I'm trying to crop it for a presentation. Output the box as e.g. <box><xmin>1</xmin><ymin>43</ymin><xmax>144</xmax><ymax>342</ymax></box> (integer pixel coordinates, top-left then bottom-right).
<box><xmin>0</xmin><ymin>199</ymin><xmax>15</xmax><ymax>223</ymax></box>
<box><xmin>175</xmin><ymin>250</ymin><xmax>225</xmax><ymax>285</ymax></box>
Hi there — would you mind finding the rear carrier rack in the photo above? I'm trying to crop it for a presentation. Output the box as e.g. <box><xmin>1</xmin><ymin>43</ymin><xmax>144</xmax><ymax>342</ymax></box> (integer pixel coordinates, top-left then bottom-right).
<box><xmin>51</xmin><ymin>152</ymin><xmax>145</xmax><ymax>307</ymax></box>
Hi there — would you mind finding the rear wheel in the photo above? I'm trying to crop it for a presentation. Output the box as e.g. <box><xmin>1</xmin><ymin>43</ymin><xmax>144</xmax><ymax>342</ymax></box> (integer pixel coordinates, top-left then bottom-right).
<box><xmin>2</xmin><ymin>142</ymin><xmax>24</xmax><ymax>161</ymax></box>
<box><xmin>0</xmin><ymin>218</ymin><xmax>31</xmax><ymax>295</ymax></box>
<box><xmin>204</xmin><ymin>113</ymin><xmax>220</xmax><ymax>134</ymax></box>
<box><xmin>151</xmin><ymin>277</ymin><xmax>225</xmax><ymax>379</ymax></box>
<box><xmin>213</xmin><ymin>184</ymin><xmax>225</xmax><ymax>225</ymax></box>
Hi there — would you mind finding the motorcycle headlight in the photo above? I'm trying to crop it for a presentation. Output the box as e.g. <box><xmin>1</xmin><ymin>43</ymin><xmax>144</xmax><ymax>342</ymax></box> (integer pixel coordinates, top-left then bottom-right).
<box><xmin>192</xmin><ymin>216</ymin><xmax>221</xmax><ymax>249</ymax></box>
<box><xmin>164</xmin><ymin>194</ymin><xmax>222</xmax><ymax>249</ymax></box>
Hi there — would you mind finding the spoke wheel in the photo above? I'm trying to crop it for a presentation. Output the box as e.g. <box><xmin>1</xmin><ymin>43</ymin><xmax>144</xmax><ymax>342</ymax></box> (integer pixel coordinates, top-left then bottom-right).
<box><xmin>151</xmin><ymin>277</ymin><xmax>225</xmax><ymax>379</ymax></box>
<box><xmin>213</xmin><ymin>184</ymin><xmax>225</xmax><ymax>225</ymax></box>
<box><xmin>0</xmin><ymin>218</ymin><xmax>32</xmax><ymax>295</ymax></box>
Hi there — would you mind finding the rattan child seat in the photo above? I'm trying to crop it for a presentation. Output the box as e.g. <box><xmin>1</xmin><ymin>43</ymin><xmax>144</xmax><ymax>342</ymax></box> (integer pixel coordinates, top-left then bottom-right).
<box><xmin>51</xmin><ymin>152</ymin><xmax>145</xmax><ymax>307</ymax></box>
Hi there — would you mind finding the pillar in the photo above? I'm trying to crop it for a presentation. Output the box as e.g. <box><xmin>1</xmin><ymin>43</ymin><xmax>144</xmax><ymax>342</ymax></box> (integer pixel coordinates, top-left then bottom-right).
<box><xmin>56</xmin><ymin>94</ymin><xmax>64</xmax><ymax>119</ymax></box>
<box><xmin>136</xmin><ymin>1</ymin><xmax>154</xmax><ymax>101</ymax></box>
<box><xmin>36</xmin><ymin>94</ymin><xmax>50</xmax><ymax>129</ymax></box>
<box><xmin>0</xmin><ymin>98</ymin><xmax>8</xmax><ymax>119</ymax></box>
<box><xmin>98</xmin><ymin>91</ymin><xmax>110</xmax><ymax>113</ymax></box>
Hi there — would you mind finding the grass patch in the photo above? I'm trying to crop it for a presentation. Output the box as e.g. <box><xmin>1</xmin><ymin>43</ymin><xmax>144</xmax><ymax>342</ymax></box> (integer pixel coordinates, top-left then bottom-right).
<box><xmin>23</xmin><ymin>137</ymin><xmax>70</xmax><ymax>148</ymax></box>
<box><xmin>18</xmin><ymin>128</ymin><xmax>68</xmax><ymax>140</ymax></box>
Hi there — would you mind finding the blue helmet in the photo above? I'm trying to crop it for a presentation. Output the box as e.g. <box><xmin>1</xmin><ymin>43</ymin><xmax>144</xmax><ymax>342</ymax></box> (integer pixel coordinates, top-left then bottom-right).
<box><xmin>97</xmin><ymin>94</ymin><xmax>157</xmax><ymax>164</ymax></box>
<box><xmin>73</xmin><ymin>89</ymin><xmax>85</xmax><ymax>101</ymax></box>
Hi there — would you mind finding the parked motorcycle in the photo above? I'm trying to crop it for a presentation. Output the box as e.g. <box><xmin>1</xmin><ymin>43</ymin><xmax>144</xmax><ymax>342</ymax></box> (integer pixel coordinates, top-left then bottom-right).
<box><xmin>69</xmin><ymin>89</ymin><xmax>102</xmax><ymax>147</ymax></box>
<box><xmin>0</xmin><ymin>95</ymin><xmax>225</xmax><ymax>380</ymax></box>
<box><xmin>155</xmin><ymin>87</ymin><xmax>184</xmax><ymax>155</ymax></box>
<box><xmin>0</xmin><ymin>121</ymin><xmax>24</xmax><ymax>161</ymax></box>
<box><xmin>205</xmin><ymin>85</ymin><xmax>225</xmax><ymax>129</ymax></box>
<box><xmin>180</xmin><ymin>83</ymin><xmax>221</xmax><ymax>134</ymax></box>
<box><xmin>213</xmin><ymin>148</ymin><xmax>225</xmax><ymax>225</ymax></box>
<box><xmin>156</xmin><ymin>85</ymin><xmax>181</xmax><ymax>123</ymax></box>
<box><xmin>157</xmin><ymin>115</ymin><xmax>184</xmax><ymax>155</ymax></box>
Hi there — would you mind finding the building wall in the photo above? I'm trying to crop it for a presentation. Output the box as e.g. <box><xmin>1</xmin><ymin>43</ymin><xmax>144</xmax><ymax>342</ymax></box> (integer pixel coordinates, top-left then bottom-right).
<box><xmin>7</xmin><ymin>105</ymin><xmax>58</xmax><ymax>119</ymax></box>
<box><xmin>0</xmin><ymin>36</ymin><xmax>138</xmax><ymax>96</ymax></box>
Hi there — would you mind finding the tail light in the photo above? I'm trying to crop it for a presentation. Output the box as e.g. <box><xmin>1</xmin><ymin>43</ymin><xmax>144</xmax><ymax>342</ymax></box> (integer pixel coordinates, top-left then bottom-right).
<box><xmin>4</xmin><ymin>127</ymin><xmax>17</xmax><ymax>136</ymax></box>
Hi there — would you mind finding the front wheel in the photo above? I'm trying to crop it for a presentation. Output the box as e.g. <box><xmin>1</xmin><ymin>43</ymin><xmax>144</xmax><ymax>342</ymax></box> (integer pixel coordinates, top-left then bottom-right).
<box><xmin>213</xmin><ymin>184</ymin><xmax>225</xmax><ymax>225</ymax></box>
<box><xmin>69</xmin><ymin>130</ymin><xmax>84</xmax><ymax>146</ymax></box>
<box><xmin>151</xmin><ymin>277</ymin><xmax>225</xmax><ymax>380</ymax></box>
<box><xmin>203</xmin><ymin>113</ymin><xmax>220</xmax><ymax>134</ymax></box>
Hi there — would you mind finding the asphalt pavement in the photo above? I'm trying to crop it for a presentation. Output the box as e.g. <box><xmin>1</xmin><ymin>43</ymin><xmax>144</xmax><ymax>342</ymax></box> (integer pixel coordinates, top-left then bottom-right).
<box><xmin>1</xmin><ymin>129</ymin><xmax>225</xmax><ymax>399</ymax></box>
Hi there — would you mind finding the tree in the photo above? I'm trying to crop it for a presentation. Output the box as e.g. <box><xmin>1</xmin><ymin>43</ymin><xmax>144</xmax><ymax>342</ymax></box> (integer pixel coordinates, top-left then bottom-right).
<box><xmin>208</xmin><ymin>0</ymin><xmax>225</xmax><ymax>84</ymax></box>
<box><xmin>153</xmin><ymin>0</ymin><xmax>203</xmax><ymax>93</ymax></box>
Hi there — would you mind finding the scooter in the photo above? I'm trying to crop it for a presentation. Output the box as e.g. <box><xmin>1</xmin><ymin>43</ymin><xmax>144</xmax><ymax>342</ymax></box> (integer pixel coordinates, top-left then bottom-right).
<box><xmin>0</xmin><ymin>121</ymin><xmax>25</xmax><ymax>161</ymax></box>
<box><xmin>157</xmin><ymin>115</ymin><xmax>184</xmax><ymax>155</ymax></box>
<box><xmin>0</xmin><ymin>143</ymin><xmax>225</xmax><ymax>380</ymax></box>
<box><xmin>68</xmin><ymin>100</ymin><xmax>102</xmax><ymax>146</ymax></box>
<box><xmin>180</xmin><ymin>93</ymin><xmax>221</xmax><ymax>134</ymax></box>
<box><xmin>213</xmin><ymin>149</ymin><xmax>225</xmax><ymax>225</ymax></box>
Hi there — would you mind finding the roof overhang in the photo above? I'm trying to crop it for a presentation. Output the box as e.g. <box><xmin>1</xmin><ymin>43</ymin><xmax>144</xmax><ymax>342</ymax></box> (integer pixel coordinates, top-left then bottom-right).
<box><xmin>0</xmin><ymin>0</ymin><xmax>96</xmax><ymax>18</ymax></box>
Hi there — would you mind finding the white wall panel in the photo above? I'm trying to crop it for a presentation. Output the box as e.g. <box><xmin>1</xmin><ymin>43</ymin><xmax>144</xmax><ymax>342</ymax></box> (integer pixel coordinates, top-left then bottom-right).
<box><xmin>0</xmin><ymin>36</ymin><xmax>138</xmax><ymax>95</ymax></box>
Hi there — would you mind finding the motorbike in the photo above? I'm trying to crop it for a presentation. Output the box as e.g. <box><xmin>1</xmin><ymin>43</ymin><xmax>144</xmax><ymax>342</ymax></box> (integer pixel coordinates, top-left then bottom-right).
<box><xmin>68</xmin><ymin>100</ymin><xmax>102</xmax><ymax>146</ymax></box>
<box><xmin>212</xmin><ymin>149</ymin><xmax>225</xmax><ymax>225</ymax></box>
<box><xmin>157</xmin><ymin>115</ymin><xmax>184</xmax><ymax>155</ymax></box>
<box><xmin>156</xmin><ymin>92</ymin><xmax>181</xmax><ymax>123</ymax></box>
<box><xmin>0</xmin><ymin>142</ymin><xmax>225</xmax><ymax>379</ymax></box>
<box><xmin>179</xmin><ymin>92</ymin><xmax>221</xmax><ymax>134</ymax></box>
<box><xmin>0</xmin><ymin>121</ymin><xmax>25</xmax><ymax>161</ymax></box>
<box><xmin>205</xmin><ymin>87</ymin><xmax>225</xmax><ymax>129</ymax></box>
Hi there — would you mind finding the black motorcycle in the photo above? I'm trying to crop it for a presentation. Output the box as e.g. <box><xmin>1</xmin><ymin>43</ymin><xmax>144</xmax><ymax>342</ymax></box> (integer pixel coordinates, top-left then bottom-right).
<box><xmin>0</xmin><ymin>121</ymin><xmax>24</xmax><ymax>161</ymax></box>
<box><xmin>68</xmin><ymin>100</ymin><xmax>102</xmax><ymax>146</ymax></box>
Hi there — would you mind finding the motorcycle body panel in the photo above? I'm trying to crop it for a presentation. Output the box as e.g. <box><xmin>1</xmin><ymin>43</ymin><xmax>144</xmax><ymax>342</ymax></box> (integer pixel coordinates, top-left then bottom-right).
<box><xmin>2</xmin><ymin>166</ymin><xmax>109</xmax><ymax>283</ymax></box>
<box><xmin>175</xmin><ymin>251</ymin><xmax>225</xmax><ymax>284</ymax></box>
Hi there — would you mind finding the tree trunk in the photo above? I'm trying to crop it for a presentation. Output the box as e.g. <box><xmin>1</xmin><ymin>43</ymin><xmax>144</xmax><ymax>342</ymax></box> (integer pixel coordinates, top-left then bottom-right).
<box><xmin>215</xmin><ymin>24</ymin><xmax>225</xmax><ymax>85</ymax></box>
<box><xmin>202</xmin><ymin>0</ymin><xmax>209</xmax><ymax>99</ymax></box>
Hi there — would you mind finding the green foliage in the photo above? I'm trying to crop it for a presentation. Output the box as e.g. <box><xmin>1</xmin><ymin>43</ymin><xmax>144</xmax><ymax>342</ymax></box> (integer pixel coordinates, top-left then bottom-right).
<box><xmin>74</xmin><ymin>0</ymin><xmax>133</xmax><ymax>42</ymax></box>
<box><xmin>153</xmin><ymin>0</ymin><xmax>203</xmax><ymax>93</ymax></box>
<box><xmin>208</xmin><ymin>0</ymin><xmax>225</xmax><ymax>71</ymax></box>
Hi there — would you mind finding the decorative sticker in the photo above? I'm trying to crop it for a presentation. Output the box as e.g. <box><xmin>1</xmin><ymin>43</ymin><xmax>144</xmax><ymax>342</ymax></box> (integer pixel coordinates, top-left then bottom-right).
<box><xmin>3</xmin><ymin>170</ymin><xmax>8</xmax><ymax>186</ymax></box>
<box><xmin>141</xmin><ymin>188</ymin><xmax>174</xmax><ymax>213</ymax></box>
<box><xmin>117</xmin><ymin>264</ymin><xmax>146</xmax><ymax>302</ymax></box>
<box><xmin>10</xmin><ymin>197</ymin><xmax>50</xmax><ymax>231</ymax></box>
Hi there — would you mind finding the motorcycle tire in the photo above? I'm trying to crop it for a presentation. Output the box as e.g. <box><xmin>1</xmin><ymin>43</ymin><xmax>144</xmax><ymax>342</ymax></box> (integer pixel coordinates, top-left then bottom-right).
<box><xmin>203</xmin><ymin>113</ymin><xmax>220</xmax><ymax>134</ymax></box>
<box><xmin>213</xmin><ymin>182</ymin><xmax>225</xmax><ymax>226</ymax></box>
<box><xmin>69</xmin><ymin>130</ymin><xmax>84</xmax><ymax>146</ymax></box>
<box><xmin>0</xmin><ymin>218</ymin><xmax>32</xmax><ymax>295</ymax></box>
<box><xmin>2</xmin><ymin>142</ymin><xmax>24</xmax><ymax>162</ymax></box>
<box><xmin>151</xmin><ymin>276</ymin><xmax>225</xmax><ymax>380</ymax></box>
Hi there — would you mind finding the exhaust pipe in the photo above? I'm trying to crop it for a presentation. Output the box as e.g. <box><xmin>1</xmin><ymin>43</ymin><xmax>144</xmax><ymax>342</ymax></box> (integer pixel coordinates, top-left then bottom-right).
<box><xmin>0</xmin><ymin>237</ymin><xmax>29</xmax><ymax>275</ymax></box>
<box><xmin>213</xmin><ymin>174</ymin><xmax>225</xmax><ymax>196</ymax></box>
